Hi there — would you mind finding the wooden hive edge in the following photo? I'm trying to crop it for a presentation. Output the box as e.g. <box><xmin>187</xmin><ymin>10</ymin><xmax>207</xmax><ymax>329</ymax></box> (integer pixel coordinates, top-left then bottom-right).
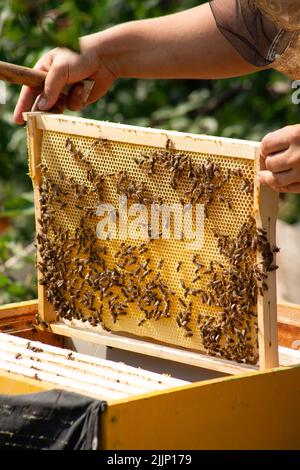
<box><xmin>23</xmin><ymin>112</ymin><xmax>259</xmax><ymax>159</ymax></box>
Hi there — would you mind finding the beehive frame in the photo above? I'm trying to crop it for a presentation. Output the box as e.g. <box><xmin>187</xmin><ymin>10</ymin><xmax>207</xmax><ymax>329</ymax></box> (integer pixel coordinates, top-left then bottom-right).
<box><xmin>25</xmin><ymin>112</ymin><xmax>279</xmax><ymax>373</ymax></box>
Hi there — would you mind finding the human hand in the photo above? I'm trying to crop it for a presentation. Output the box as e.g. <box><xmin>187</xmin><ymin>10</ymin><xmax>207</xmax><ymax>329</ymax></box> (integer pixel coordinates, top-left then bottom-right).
<box><xmin>259</xmin><ymin>125</ymin><xmax>300</xmax><ymax>193</ymax></box>
<box><xmin>13</xmin><ymin>35</ymin><xmax>116</xmax><ymax>125</ymax></box>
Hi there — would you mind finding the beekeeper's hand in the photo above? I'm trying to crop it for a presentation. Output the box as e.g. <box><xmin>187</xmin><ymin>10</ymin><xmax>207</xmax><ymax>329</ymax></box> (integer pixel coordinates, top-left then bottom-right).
<box><xmin>259</xmin><ymin>125</ymin><xmax>300</xmax><ymax>193</ymax></box>
<box><xmin>13</xmin><ymin>35</ymin><xmax>115</xmax><ymax>125</ymax></box>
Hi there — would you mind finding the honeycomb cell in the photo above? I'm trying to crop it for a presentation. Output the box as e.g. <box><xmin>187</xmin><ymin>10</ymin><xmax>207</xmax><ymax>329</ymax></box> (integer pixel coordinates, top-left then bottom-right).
<box><xmin>35</xmin><ymin>129</ymin><xmax>257</xmax><ymax>362</ymax></box>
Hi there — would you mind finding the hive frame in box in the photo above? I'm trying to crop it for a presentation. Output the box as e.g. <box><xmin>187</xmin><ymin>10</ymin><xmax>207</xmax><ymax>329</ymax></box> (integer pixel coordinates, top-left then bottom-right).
<box><xmin>1</xmin><ymin>299</ymin><xmax>300</xmax><ymax>450</ymax></box>
<box><xmin>25</xmin><ymin>112</ymin><xmax>279</xmax><ymax>374</ymax></box>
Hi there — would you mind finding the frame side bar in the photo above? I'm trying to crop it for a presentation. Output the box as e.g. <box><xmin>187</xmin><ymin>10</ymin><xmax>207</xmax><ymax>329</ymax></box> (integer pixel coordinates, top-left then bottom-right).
<box><xmin>254</xmin><ymin>148</ymin><xmax>279</xmax><ymax>369</ymax></box>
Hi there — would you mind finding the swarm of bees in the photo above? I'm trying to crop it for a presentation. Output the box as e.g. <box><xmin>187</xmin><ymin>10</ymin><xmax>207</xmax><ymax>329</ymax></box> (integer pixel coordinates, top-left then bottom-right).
<box><xmin>134</xmin><ymin>143</ymin><xmax>253</xmax><ymax>217</ymax></box>
<box><xmin>34</xmin><ymin>135</ymin><xmax>278</xmax><ymax>365</ymax></box>
<box><xmin>195</xmin><ymin>217</ymin><xmax>278</xmax><ymax>364</ymax></box>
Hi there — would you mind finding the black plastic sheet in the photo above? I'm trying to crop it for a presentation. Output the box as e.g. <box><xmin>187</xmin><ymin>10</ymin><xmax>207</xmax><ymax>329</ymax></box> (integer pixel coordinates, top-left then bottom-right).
<box><xmin>0</xmin><ymin>389</ymin><xmax>106</xmax><ymax>450</ymax></box>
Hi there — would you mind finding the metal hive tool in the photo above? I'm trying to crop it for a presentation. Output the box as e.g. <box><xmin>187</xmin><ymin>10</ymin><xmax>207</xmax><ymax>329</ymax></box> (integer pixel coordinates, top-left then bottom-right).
<box><xmin>26</xmin><ymin>113</ymin><xmax>279</xmax><ymax>372</ymax></box>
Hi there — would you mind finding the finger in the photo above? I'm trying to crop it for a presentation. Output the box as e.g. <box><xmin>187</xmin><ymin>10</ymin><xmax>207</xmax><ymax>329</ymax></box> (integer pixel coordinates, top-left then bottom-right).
<box><xmin>258</xmin><ymin>170</ymin><xmax>285</xmax><ymax>192</ymax></box>
<box><xmin>36</xmin><ymin>56</ymin><xmax>68</xmax><ymax>111</ymax></box>
<box><xmin>13</xmin><ymin>55</ymin><xmax>53</xmax><ymax>125</ymax></box>
<box><xmin>67</xmin><ymin>85</ymin><xmax>85</xmax><ymax>111</ymax></box>
<box><xmin>13</xmin><ymin>85</ymin><xmax>41</xmax><ymax>124</ymax></box>
<box><xmin>280</xmin><ymin>183</ymin><xmax>300</xmax><ymax>193</ymax></box>
<box><xmin>32</xmin><ymin>92</ymin><xmax>67</xmax><ymax>115</ymax></box>
<box><xmin>265</xmin><ymin>149</ymin><xmax>293</xmax><ymax>173</ymax></box>
<box><xmin>260</xmin><ymin>149</ymin><xmax>267</xmax><ymax>171</ymax></box>
<box><xmin>261</xmin><ymin>126</ymin><xmax>294</xmax><ymax>157</ymax></box>
<box><xmin>271</xmin><ymin>169</ymin><xmax>298</xmax><ymax>187</ymax></box>
<box><xmin>50</xmin><ymin>94</ymin><xmax>68</xmax><ymax>114</ymax></box>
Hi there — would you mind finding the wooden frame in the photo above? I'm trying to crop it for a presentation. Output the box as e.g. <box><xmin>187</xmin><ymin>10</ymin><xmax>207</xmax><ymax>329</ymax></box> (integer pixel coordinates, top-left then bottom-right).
<box><xmin>24</xmin><ymin>112</ymin><xmax>279</xmax><ymax>373</ymax></box>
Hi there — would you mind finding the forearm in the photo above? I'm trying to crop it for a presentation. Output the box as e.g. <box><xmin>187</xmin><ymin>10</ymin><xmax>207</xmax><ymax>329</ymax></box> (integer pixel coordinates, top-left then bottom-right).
<box><xmin>85</xmin><ymin>3</ymin><xmax>265</xmax><ymax>80</ymax></box>
<box><xmin>14</xmin><ymin>2</ymin><xmax>270</xmax><ymax>124</ymax></box>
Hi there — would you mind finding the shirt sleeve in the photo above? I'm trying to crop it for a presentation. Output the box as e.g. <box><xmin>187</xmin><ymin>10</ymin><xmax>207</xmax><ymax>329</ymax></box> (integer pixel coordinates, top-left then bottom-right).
<box><xmin>209</xmin><ymin>0</ymin><xmax>293</xmax><ymax>67</ymax></box>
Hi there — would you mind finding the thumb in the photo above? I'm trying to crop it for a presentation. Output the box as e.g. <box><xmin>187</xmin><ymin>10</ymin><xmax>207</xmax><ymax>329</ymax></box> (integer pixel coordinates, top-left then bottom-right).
<box><xmin>258</xmin><ymin>170</ymin><xmax>282</xmax><ymax>192</ymax></box>
<box><xmin>37</xmin><ymin>59</ymin><xmax>68</xmax><ymax>111</ymax></box>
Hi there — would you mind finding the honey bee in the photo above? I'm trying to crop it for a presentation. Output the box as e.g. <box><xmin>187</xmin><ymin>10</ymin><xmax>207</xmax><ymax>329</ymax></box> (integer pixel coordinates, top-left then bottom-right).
<box><xmin>165</xmin><ymin>137</ymin><xmax>174</xmax><ymax>151</ymax></box>
<box><xmin>157</xmin><ymin>259</ymin><xmax>164</xmax><ymax>270</ymax></box>
<box><xmin>92</xmin><ymin>137</ymin><xmax>108</xmax><ymax>147</ymax></box>
<box><xmin>67</xmin><ymin>352</ymin><xmax>75</xmax><ymax>361</ymax></box>
<box><xmin>176</xmin><ymin>261</ymin><xmax>182</xmax><ymax>273</ymax></box>
<box><xmin>185</xmin><ymin>331</ymin><xmax>193</xmax><ymax>338</ymax></box>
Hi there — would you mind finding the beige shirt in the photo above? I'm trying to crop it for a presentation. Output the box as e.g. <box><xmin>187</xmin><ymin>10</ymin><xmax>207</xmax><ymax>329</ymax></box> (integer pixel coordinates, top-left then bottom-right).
<box><xmin>210</xmin><ymin>0</ymin><xmax>300</xmax><ymax>79</ymax></box>
<box><xmin>255</xmin><ymin>1</ymin><xmax>300</xmax><ymax>32</ymax></box>
<box><xmin>255</xmin><ymin>0</ymin><xmax>300</xmax><ymax>78</ymax></box>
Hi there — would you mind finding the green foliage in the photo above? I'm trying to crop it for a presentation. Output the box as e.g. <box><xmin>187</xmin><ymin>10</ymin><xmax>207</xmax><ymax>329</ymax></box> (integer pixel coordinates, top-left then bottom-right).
<box><xmin>0</xmin><ymin>0</ymin><xmax>80</xmax><ymax>61</ymax></box>
<box><xmin>0</xmin><ymin>0</ymin><xmax>300</xmax><ymax>303</ymax></box>
<box><xmin>0</xmin><ymin>230</ymin><xmax>36</xmax><ymax>303</ymax></box>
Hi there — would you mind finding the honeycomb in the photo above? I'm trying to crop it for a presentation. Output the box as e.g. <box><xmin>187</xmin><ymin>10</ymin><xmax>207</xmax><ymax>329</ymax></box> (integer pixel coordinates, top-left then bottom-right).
<box><xmin>28</xmin><ymin>119</ymin><xmax>266</xmax><ymax>365</ymax></box>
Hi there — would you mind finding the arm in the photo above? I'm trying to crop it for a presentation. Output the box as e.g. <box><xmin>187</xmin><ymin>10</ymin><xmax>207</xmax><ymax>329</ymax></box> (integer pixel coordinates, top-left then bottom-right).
<box><xmin>14</xmin><ymin>3</ymin><xmax>263</xmax><ymax>124</ymax></box>
<box><xmin>96</xmin><ymin>4</ymin><xmax>261</xmax><ymax>80</ymax></box>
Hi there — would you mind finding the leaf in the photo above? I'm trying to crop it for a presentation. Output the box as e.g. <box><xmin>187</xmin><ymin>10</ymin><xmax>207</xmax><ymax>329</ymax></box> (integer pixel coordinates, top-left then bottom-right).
<box><xmin>0</xmin><ymin>273</ymin><xmax>9</xmax><ymax>289</ymax></box>
<box><xmin>7</xmin><ymin>282</ymin><xmax>27</xmax><ymax>297</ymax></box>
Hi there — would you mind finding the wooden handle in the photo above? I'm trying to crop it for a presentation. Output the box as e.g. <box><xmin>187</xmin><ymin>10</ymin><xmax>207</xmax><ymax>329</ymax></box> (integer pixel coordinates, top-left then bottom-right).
<box><xmin>0</xmin><ymin>60</ymin><xmax>95</xmax><ymax>104</ymax></box>
<box><xmin>0</xmin><ymin>61</ymin><xmax>46</xmax><ymax>88</ymax></box>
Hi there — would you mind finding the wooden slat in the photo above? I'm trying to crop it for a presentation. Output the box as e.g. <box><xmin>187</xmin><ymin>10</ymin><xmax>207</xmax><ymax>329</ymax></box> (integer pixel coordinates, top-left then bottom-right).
<box><xmin>278</xmin><ymin>301</ymin><xmax>300</xmax><ymax>324</ymax></box>
<box><xmin>278</xmin><ymin>302</ymin><xmax>300</xmax><ymax>350</ymax></box>
<box><xmin>50</xmin><ymin>322</ymin><xmax>258</xmax><ymax>375</ymax></box>
<box><xmin>254</xmin><ymin>148</ymin><xmax>279</xmax><ymax>369</ymax></box>
<box><xmin>278</xmin><ymin>323</ymin><xmax>300</xmax><ymax>350</ymax></box>
<box><xmin>0</xmin><ymin>314</ymin><xmax>34</xmax><ymax>333</ymax></box>
<box><xmin>0</xmin><ymin>299</ymin><xmax>63</xmax><ymax>347</ymax></box>
<box><xmin>23</xmin><ymin>112</ymin><xmax>259</xmax><ymax>159</ymax></box>
<box><xmin>278</xmin><ymin>345</ymin><xmax>300</xmax><ymax>366</ymax></box>
<box><xmin>27</xmin><ymin>115</ymin><xmax>57</xmax><ymax>323</ymax></box>
<box><xmin>49</xmin><ymin>321</ymin><xmax>300</xmax><ymax>371</ymax></box>
<box><xmin>0</xmin><ymin>332</ymin><xmax>188</xmax><ymax>402</ymax></box>
<box><xmin>0</xmin><ymin>300</ymin><xmax>38</xmax><ymax>319</ymax></box>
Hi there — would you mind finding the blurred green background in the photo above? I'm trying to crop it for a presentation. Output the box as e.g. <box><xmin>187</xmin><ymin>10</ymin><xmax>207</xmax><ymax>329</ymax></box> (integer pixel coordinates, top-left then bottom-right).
<box><xmin>0</xmin><ymin>0</ymin><xmax>300</xmax><ymax>304</ymax></box>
